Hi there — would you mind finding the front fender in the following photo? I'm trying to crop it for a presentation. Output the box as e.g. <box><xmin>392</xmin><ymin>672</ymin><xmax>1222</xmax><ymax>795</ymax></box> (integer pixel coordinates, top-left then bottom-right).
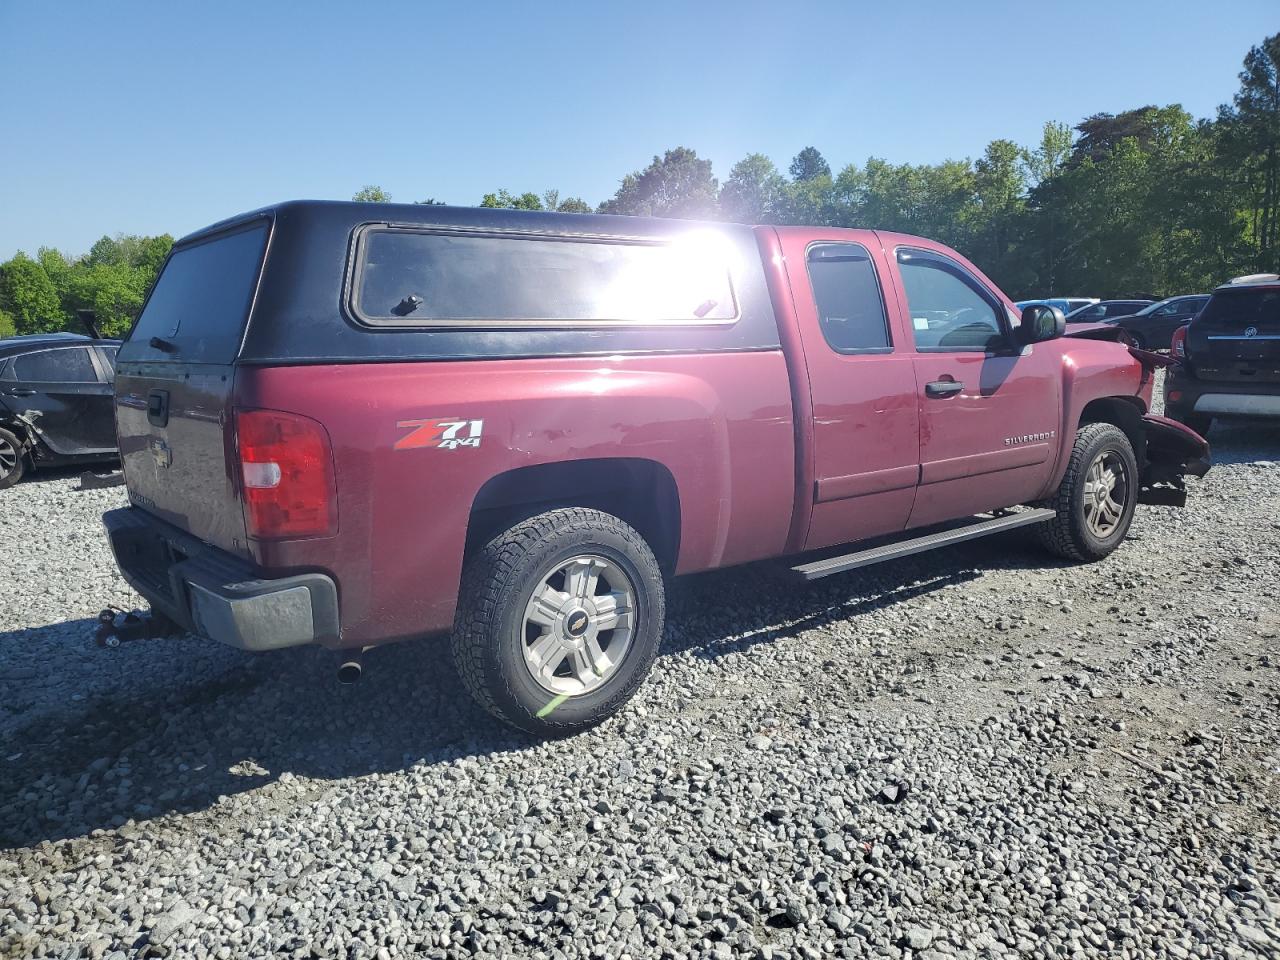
<box><xmin>1138</xmin><ymin>414</ymin><xmax>1211</xmax><ymax>507</ymax></box>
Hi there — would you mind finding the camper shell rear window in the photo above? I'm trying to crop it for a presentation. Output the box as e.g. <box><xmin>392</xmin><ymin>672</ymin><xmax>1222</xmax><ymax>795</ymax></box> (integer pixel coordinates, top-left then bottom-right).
<box><xmin>120</xmin><ymin>220</ymin><xmax>269</xmax><ymax>364</ymax></box>
<box><xmin>351</xmin><ymin>226</ymin><xmax>739</xmax><ymax>327</ymax></box>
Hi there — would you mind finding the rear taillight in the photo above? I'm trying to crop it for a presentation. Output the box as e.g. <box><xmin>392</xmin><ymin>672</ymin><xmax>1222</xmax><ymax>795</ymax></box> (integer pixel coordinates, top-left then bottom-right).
<box><xmin>235</xmin><ymin>408</ymin><xmax>337</xmax><ymax>540</ymax></box>
<box><xmin>1171</xmin><ymin>324</ymin><xmax>1189</xmax><ymax>360</ymax></box>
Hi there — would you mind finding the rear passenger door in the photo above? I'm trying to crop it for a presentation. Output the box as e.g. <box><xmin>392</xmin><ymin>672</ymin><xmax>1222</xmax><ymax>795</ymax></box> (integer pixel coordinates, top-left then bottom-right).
<box><xmin>888</xmin><ymin>244</ymin><xmax>1062</xmax><ymax>528</ymax></box>
<box><xmin>779</xmin><ymin>232</ymin><xmax>920</xmax><ymax>551</ymax></box>
<box><xmin>1</xmin><ymin>346</ymin><xmax>116</xmax><ymax>455</ymax></box>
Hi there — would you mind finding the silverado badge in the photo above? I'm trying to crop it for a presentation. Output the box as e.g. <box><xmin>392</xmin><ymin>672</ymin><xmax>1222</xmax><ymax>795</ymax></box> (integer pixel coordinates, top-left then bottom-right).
<box><xmin>1004</xmin><ymin>431</ymin><xmax>1056</xmax><ymax>446</ymax></box>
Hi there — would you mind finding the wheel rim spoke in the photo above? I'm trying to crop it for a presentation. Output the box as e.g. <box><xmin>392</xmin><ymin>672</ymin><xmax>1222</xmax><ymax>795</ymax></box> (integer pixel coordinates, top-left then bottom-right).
<box><xmin>527</xmin><ymin>585</ymin><xmax>565</xmax><ymax>628</ymax></box>
<box><xmin>528</xmin><ymin>633</ymin><xmax>567</xmax><ymax>678</ymax></box>
<box><xmin>592</xmin><ymin>592</ymin><xmax>628</xmax><ymax>631</ymax></box>
<box><xmin>1084</xmin><ymin>451</ymin><xmax>1128</xmax><ymax>538</ymax></box>
<box><xmin>564</xmin><ymin>559</ymin><xmax>600</xmax><ymax>599</ymax></box>
<box><xmin>521</xmin><ymin>553</ymin><xmax>637</xmax><ymax>697</ymax></box>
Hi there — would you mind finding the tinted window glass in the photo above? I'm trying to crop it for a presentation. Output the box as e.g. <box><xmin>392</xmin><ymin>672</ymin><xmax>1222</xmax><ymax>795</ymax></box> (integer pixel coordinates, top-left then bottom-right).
<box><xmin>357</xmin><ymin>229</ymin><xmax>738</xmax><ymax>325</ymax></box>
<box><xmin>14</xmin><ymin>347</ymin><xmax>98</xmax><ymax>382</ymax></box>
<box><xmin>897</xmin><ymin>250</ymin><xmax>1004</xmax><ymax>351</ymax></box>
<box><xmin>121</xmin><ymin>221</ymin><xmax>269</xmax><ymax>363</ymax></box>
<box><xmin>99</xmin><ymin>345</ymin><xmax>118</xmax><ymax>372</ymax></box>
<box><xmin>1198</xmin><ymin>287</ymin><xmax>1280</xmax><ymax>332</ymax></box>
<box><xmin>1069</xmin><ymin>304</ymin><xmax>1103</xmax><ymax>320</ymax></box>
<box><xmin>806</xmin><ymin>243</ymin><xmax>890</xmax><ymax>352</ymax></box>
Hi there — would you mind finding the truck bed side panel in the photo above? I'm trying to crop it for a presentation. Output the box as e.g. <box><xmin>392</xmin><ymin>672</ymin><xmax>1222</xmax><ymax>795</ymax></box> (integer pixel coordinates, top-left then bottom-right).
<box><xmin>236</xmin><ymin>352</ymin><xmax>795</xmax><ymax>645</ymax></box>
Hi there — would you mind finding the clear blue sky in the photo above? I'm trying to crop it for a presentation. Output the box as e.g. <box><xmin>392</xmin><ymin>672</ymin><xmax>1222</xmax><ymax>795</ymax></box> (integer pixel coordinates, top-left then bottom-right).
<box><xmin>1</xmin><ymin>0</ymin><xmax>1275</xmax><ymax>258</ymax></box>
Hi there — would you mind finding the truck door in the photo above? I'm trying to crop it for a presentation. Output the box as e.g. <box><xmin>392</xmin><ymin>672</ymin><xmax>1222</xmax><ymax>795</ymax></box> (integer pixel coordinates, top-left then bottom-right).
<box><xmin>885</xmin><ymin>242</ymin><xmax>1062</xmax><ymax>528</ymax></box>
<box><xmin>1</xmin><ymin>345</ymin><xmax>116</xmax><ymax>455</ymax></box>
<box><xmin>778</xmin><ymin>230</ymin><xmax>920</xmax><ymax>551</ymax></box>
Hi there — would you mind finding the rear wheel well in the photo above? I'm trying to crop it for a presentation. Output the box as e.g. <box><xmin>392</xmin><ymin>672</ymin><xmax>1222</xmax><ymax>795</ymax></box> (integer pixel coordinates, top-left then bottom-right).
<box><xmin>1078</xmin><ymin>397</ymin><xmax>1146</xmax><ymax>464</ymax></box>
<box><xmin>464</xmin><ymin>458</ymin><xmax>682</xmax><ymax>574</ymax></box>
<box><xmin>0</xmin><ymin>417</ymin><xmax>33</xmax><ymax>450</ymax></box>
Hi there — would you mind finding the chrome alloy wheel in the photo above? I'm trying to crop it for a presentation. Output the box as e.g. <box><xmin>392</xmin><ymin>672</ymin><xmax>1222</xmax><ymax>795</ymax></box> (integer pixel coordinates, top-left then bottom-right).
<box><xmin>521</xmin><ymin>555</ymin><xmax>636</xmax><ymax>696</ymax></box>
<box><xmin>1083</xmin><ymin>450</ymin><xmax>1129</xmax><ymax>539</ymax></box>
<box><xmin>0</xmin><ymin>436</ymin><xmax>18</xmax><ymax>479</ymax></box>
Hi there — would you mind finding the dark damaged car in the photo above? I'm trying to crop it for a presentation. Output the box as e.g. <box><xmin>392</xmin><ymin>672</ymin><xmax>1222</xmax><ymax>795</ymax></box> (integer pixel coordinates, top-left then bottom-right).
<box><xmin>0</xmin><ymin>333</ymin><xmax>120</xmax><ymax>488</ymax></box>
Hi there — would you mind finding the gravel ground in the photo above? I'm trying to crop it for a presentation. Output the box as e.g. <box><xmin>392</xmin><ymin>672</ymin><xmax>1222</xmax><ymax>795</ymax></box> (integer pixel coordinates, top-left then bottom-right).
<box><xmin>2</xmin><ymin>399</ymin><xmax>1279</xmax><ymax>959</ymax></box>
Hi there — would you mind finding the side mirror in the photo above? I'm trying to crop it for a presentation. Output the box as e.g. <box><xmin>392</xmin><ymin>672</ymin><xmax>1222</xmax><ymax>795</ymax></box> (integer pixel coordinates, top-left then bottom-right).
<box><xmin>1018</xmin><ymin>304</ymin><xmax>1065</xmax><ymax>344</ymax></box>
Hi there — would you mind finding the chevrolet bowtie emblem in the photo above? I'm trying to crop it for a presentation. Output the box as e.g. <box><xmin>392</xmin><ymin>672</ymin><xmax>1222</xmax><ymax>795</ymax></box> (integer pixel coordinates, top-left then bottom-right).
<box><xmin>149</xmin><ymin>437</ymin><xmax>172</xmax><ymax>469</ymax></box>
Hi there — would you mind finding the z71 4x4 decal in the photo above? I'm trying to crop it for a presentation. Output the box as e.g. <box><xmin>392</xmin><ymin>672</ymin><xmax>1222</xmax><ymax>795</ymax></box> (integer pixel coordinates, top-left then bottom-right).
<box><xmin>395</xmin><ymin>418</ymin><xmax>485</xmax><ymax>450</ymax></box>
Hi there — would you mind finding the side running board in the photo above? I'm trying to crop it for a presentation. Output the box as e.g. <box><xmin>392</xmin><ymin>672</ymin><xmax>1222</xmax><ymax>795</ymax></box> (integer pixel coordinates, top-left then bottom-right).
<box><xmin>790</xmin><ymin>508</ymin><xmax>1056</xmax><ymax>581</ymax></box>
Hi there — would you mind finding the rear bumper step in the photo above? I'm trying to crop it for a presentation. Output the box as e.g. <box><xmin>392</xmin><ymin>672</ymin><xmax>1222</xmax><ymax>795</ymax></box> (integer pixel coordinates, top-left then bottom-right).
<box><xmin>103</xmin><ymin>507</ymin><xmax>340</xmax><ymax>651</ymax></box>
<box><xmin>791</xmin><ymin>508</ymin><xmax>1056</xmax><ymax>581</ymax></box>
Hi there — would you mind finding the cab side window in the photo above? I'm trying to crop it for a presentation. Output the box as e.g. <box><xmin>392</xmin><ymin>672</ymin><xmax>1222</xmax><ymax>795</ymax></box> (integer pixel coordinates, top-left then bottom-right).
<box><xmin>896</xmin><ymin>249</ymin><xmax>1006</xmax><ymax>352</ymax></box>
<box><xmin>13</xmin><ymin>348</ymin><xmax>98</xmax><ymax>383</ymax></box>
<box><xmin>806</xmin><ymin>243</ymin><xmax>891</xmax><ymax>353</ymax></box>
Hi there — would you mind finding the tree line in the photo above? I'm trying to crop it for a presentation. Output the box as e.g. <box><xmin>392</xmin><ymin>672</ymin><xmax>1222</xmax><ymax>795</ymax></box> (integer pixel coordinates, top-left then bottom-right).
<box><xmin>3</xmin><ymin>32</ymin><xmax>1275</xmax><ymax>340</ymax></box>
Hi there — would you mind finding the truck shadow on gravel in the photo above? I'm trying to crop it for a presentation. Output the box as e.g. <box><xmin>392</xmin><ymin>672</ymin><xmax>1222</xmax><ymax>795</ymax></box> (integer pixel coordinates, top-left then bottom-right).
<box><xmin>0</xmin><ymin>533</ymin><xmax>1041</xmax><ymax>849</ymax></box>
<box><xmin>1199</xmin><ymin>419</ymin><xmax>1280</xmax><ymax>465</ymax></box>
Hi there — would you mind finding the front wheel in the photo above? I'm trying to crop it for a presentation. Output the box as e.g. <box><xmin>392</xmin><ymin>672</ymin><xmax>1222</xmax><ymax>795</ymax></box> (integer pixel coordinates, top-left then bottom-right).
<box><xmin>0</xmin><ymin>427</ymin><xmax>26</xmax><ymax>489</ymax></box>
<box><xmin>451</xmin><ymin>507</ymin><xmax>665</xmax><ymax>736</ymax></box>
<box><xmin>1035</xmin><ymin>423</ymin><xmax>1139</xmax><ymax>562</ymax></box>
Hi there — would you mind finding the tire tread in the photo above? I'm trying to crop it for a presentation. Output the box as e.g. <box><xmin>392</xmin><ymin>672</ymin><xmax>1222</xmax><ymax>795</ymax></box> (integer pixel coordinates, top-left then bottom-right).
<box><xmin>1035</xmin><ymin>422</ymin><xmax>1135</xmax><ymax>562</ymax></box>
<box><xmin>450</xmin><ymin>507</ymin><xmax>662</xmax><ymax>735</ymax></box>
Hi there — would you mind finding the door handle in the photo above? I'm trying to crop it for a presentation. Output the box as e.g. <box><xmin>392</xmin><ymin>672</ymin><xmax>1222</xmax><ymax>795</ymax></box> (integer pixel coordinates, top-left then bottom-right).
<box><xmin>4</xmin><ymin>388</ymin><xmax>35</xmax><ymax>397</ymax></box>
<box><xmin>925</xmin><ymin>380</ymin><xmax>964</xmax><ymax>398</ymax></box>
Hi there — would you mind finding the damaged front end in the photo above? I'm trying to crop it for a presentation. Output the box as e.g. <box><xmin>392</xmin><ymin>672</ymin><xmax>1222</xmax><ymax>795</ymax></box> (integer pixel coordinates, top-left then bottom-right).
<box><xmin>1139</xmin><ymin>414</ymin><xmax>1211</xmax><ymax>507</ymax></box>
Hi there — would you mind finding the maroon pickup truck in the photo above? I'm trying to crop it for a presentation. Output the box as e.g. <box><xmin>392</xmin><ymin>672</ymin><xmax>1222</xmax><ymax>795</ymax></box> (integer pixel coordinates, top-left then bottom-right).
<box><xmin>102</xmin><ymin>201</ymin><xmax>1209</xmax><ymax>734</ymax></box>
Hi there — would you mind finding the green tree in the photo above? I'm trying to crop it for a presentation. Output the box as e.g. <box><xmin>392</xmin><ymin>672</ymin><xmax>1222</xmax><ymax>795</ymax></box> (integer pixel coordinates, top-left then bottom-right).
<box><xmin>789</xmin><ymin>147</ymin><xmax>831</xmax><ymax>182</ymax></box>
<box><xmin>67</xmin><ymin>263</ymin><xmax>150</xmax><ymax>337</ymax></box>
<box><xmin>973</xmin><ymin>139</ymin><xmax>1028</xmax><ymax>285</ymax></box>
<box><xmin>720</xmin><ymin>154</ymin><xmax>787</xmax><ymax>222</ymax></box>
<box><xmin>480</xmin><ymin>190</ymin><xmax>544</xmax><ymax>210</ymax></box>
<box><xmin>598</xmin><ymin>147</ymin><xmax>718</xmax><ymax>219</ymax></box>
<box><xmin>554</xmin><ymin>196</ymin><xmax>592</xmax><ymax>214</ymax></box>
<box><xmin>1023</xmin><ymin>121</ymin><xmax>1074</xmax><ymax>186</ymax></box>
<box><xmin>1218</xmin><ymin>32</ymin><xmax>1280</xmax><ymax>270</ymax></box>
<box><xmin>541</xmin><ymin>190</ymin><xmax>592</xmax><ymax>214</ymax></box>
<box><xmin>1071</xmin><ymin>106</ymin><xmax>1171</xmax><ymax>165</ymax></box>
<box><xmin>0</xmin><ymin>253</ymin><xmax>65</xmax><ymax>334</ymax></box>
<box><xmin>353</xmin><ymin>185</ymin><xmax>392</xmax><ymax>202</ymax></box>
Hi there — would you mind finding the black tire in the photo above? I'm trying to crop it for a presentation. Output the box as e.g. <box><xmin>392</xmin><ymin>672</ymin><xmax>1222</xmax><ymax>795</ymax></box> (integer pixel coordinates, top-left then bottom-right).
<box><xmin>451</xmin><ymin>507</ymin><xmax>665</xmax><ymax>736</ymax></box>
<box><xmin>1034</xmin><ymin>423</ymin><xmax>1139</xmax><ymax>562</ymax></box>
<box><xmin>1171</xmin><ymin>411</ymin><xmax>1212</xmax><ymax>437</ymax></box>
<box><xmin>1127</xmin><ymin>331</ymin><xmax>1145</xmax><ymax>351</ymax></box>
<box><xmin>0</xmin><ymin>427</ymin><xmax>26</xmax><ymax>490</ymax></box>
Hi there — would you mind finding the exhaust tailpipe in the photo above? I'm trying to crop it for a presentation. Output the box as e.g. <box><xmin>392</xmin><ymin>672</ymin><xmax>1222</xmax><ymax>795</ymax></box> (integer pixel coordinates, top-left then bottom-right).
<box><xmin>337</xmin><ymin>655</ymin><xmax>363</xmax><ymax>684</ymax></box>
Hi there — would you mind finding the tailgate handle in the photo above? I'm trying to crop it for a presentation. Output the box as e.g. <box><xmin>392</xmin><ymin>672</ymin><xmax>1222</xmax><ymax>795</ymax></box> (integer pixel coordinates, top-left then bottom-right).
<box><xmin>147</xmin><ymin>389</ymin><xmax>170</xmax><ymax>427</ymax></box>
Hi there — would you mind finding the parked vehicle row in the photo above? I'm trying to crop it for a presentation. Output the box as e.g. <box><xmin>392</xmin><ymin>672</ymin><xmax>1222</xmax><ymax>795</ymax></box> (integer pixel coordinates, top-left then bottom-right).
<box><xmin>95</xmin><ymin>200</ymin><xmax>1211</xmax><ymax>735</ymax></box>
<box><xmin>1066</xmin><ymin>296</ymin><xmax>1211</xmax><ymax>351</ymax></box>
<box><xmin>0</xmin><ymin>333</ymin><xmax>120</xmax><ymax>488</ymax></box>
<box><xmin>1016</xmin><ymin>295</ymin><xmax>1213</xmax><ymax>352</ymax></box>
<box><xmin>1014</xmin><ymin>297</ymin><xmax>1097</xmax><ymax>316</ymax></box>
